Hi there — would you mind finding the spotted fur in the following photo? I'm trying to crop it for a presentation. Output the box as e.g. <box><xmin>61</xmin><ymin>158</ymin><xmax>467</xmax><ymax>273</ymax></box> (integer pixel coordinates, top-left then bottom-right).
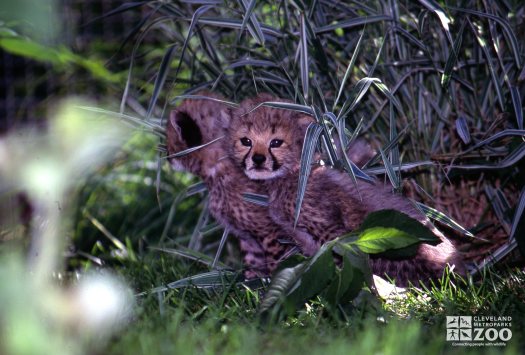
<box><xmin>228</xmin><ymin>94</ymin><xmax>466</xmax><ymax>286</ymax></box>
<box><xmin>166</xmin><ymin>92</ymin><xmax>295</xmax><ymax>278</ymax></box>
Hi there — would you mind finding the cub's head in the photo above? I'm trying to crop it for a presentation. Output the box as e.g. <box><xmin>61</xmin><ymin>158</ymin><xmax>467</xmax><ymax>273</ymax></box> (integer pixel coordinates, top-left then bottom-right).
<box><xmin>227</xmin><ymin>94</ymin><xmax>314</xmax><ymax>180</ymax></box>
<box><xmin>166</xmin><ymin>92</ymin><xmax>231</xmax><ymax>177</ymax></box>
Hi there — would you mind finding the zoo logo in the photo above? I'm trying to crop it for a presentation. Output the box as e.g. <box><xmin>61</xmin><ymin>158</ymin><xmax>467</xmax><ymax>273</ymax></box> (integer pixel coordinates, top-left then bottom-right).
<box><xmin>446</xmin><ymin>316</ymin><xmax>512</xmax><ymax>345</ymax></box>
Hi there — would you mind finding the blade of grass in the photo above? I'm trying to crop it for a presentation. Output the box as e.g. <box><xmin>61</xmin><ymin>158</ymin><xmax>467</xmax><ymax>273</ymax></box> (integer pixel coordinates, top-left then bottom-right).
<box><xmin>165</xmin><ymin>136</ymin><xmax>224</xmax><ymax>159</ymax></box>
<box><xmin>313</xmin><ymin>15</ymin><xmax>391</xmax><ymax>35</ymax></box>
<box><xmin>299</xmin><ymin>13</ymin><xmax>309</xmax><ymax>100</ymax></box>
<box><xmin>414</xmin><ymin>202</ymin><xmax>475</xmax><ymax>238</ymax></box>
<box><xmin>212</xmin><ymin>227</ymin><xmax>230</xmax><ymax>269</ymax></box>
<box><xmin>294</xmin><ymin>122</ymin><xmax>324</xmax><ymax>227</ymax></box>
<box><xmin>145</xmin><ymin>44</ymin><xmax>177</xmax><ymax>119</ymax></box>
<box><xmin>242</xmin><ymin>193</ymin><xmax>270</xmax><ymax>206</ymax></box>
<box><xmin>333</xmin><ymin>30</ymin><xmax>365</xmax><ymax>111</ymax></box>
<box><xmin>467</xmin><ymin>18</ymin><xmax>505</xmax><ymax>111</ymax></box>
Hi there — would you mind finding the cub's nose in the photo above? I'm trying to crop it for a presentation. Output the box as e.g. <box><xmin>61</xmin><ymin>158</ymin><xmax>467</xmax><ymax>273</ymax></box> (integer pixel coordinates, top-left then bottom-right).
<box><xmin>252</xmin><ymin>154</ymin><xmax>266</xmax><ymax>166</ymax></box>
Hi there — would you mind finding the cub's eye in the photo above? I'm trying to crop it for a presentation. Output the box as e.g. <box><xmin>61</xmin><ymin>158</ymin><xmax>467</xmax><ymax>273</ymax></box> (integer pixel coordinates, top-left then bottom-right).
<box><xmin>270</xmin><ymin>139</ymin><xmax>283</xmax><ymax>148</ymax></box>
<box><xmin>240</xmin><ymin>137</ymin><xmax>252</xmax><ymax>147</ymax></box>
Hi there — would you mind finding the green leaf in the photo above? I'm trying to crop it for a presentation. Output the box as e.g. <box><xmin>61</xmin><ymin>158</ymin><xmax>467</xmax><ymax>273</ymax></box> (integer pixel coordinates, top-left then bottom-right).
<box><xmin>285</xmin><ymin>244</ymin><xmax>336</xmax><ymax>307</ymax></box>
<box><xmin>375</xmin><ymin>244</ymin><xmax>420</xmax><ymax>259</ymax></box>
<box><xmin>360</xmin><ymin>209</ymin><xmax>441</xmax><ymax>244</ymax></box>
<box><xmin>258</xmin><ymin>262</ymin><xmax>307</xmax><ymax>315</ymax></box>
<box><xmin>322</xmin><ymin>253</ymin><xmax>365</xmax><ymax>305</ymax></box>
<box><xmin>0</xmin><ymin>38</ymin><xmax>119</xmax><ymax>83</ymax></box>
<box><xmin>259</xmin><ymin>244</ymin><xmax>336</xmax><ymax>316</ymax></box>
<box><xmin>352</xmin><ymin>227</ymin><xmax>419</xmax><ymax>254</ymax></box>
<box><xmin>338</xmin><ymin>254</ymin><xmax>366</xmax><ymax>304</ymax></box>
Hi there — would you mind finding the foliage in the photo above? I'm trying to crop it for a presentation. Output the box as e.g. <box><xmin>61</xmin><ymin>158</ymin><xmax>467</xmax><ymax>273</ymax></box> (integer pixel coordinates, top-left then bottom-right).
<box><xmin>97</xmin><ymin>0</ymin><xmax>525</xmax><ymax>304</ymax></box>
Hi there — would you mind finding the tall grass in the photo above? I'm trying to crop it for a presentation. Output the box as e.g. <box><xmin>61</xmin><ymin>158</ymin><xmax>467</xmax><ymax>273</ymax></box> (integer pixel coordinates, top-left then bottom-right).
<box><xmin>104</xmin><ymin>0</ymin><xmax>524</xmax><ymax>276</ymax></box>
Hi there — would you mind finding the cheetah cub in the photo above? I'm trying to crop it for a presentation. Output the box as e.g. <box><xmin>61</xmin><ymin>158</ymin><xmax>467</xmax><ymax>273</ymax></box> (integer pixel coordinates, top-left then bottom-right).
<box><xmin>166</xmin><ymin>93</ymin><xmax>296</xmax><ymax>278</ymax></box>
<box><xmin>227</xmin><ymin>94</ymin><xmax>465</xmax><ymax>286</ymax></box>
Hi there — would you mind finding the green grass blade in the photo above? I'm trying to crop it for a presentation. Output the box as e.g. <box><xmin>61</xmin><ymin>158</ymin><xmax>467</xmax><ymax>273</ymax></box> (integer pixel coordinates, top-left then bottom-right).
<box><xmin>414</xmin><ymin>202</ymin><xmax>475</xmax><ymax>238</ymax></box>
<box><xmin>244</xmin><ymin>101</ymin><xmax>314</xmax><ymax>116</ymax></box>
<box><xmin>172</xmin><ymin>94</ymin><xmax>239</xmax><ymax>108</ymax></box>
<box><xmin>294</xmin><ymin>122</ymin><xmax>324</xmax><ymax>227</ymax></box>
<box><xmin>379</xmin><ymin>148</ymin><xmax>400</xmax><ymax>189</ymax></box>
<box><xmin>299</xmin><ymin>13</ymin><xmax>309</xmax><ymax>100</ymax></box>
<box><xmin>333</xmin><ymin>29</ymin><xmax>365</xmax><ymax>111</ymax></box>
<box><xmin>419</xmin><ymin>0</ymin><xmax>453</xmax><ymax>45</ymax></box>
<box><xmin>449</xmin><ymin>6</ymin><xmax>522</xmax><ymax>67</ymax></box>
<box><xmin>467</xmin><ymin>19</ymin><xmax>505</xmax><ymax>111</ymax></box>
<box><xmin>146</xmin><ymin>44</ymin><xmax>177</xmax><ymax>119</ymax></box>
<box><xmin>165</xmin><ymin>136</ymin><xmax>224</xmax><ymax>159</ymax></box>
<box><xmin>510</xmin><ymin>86</ymin><xmax>523</xmax><ymax>130</ymax></box>
<box><xmin>212</xmin><ymin>227</ymin><xmax>230</xmax><ymax>269</ymax></box>
<box><xmin>239</xmin><ymin>0</ymin><xmax>265</xmax><ymax>45</ymax></box>
<box><xmin>186</xmin><ymin>182</ymin><xmax>208</xmax><ymax>197</ymax></box>
<box><xmin>455</xmin><ymin>115</ymin><xmax>471</xmax><ymax>144</ymax></box>
<box><xmin>456</xmin><ymin>129</ymin><xmax>525</xmax><ymax>157</ymax></box>
<box><xmin>441</xmin><ymin>20</ymin><xmax>465</xmax><ymax>89</ymax></box>
<box><xmin>196</xmin><ymin>17</ymin><xmax>283</xmax><ymax>38</ymax></box>
<box><xmin>510</xmin><ymin>187</ymin><xmax>525</xmax><ymax>246</ymax></box>
<box><xmin>77</xmin><ymin>106</ymin><xmax>165</xmax><ymax>137</ymax></box>
<box><xmin>242</xmin><ymin>193</ymin><xmax>270</xmax><ymax>207</ymax></box>
<box><xmin>314</xmin><ymin>15</ymin><xmax>391</xmax><ymax>34</ymax></box>
<box><xmin>166</xmin><ymin>270</ymin><xmax>240</xmax><ymax>290</ymax></box>
<box><xmin>364</xmin><ymin>161</ymin><xmax>434</xmax><ymax>175</ymax></box>
<box><xmin>450</xmin><ymin>143</ymin><xmax>525</xmax><ymax>170</ymax></box>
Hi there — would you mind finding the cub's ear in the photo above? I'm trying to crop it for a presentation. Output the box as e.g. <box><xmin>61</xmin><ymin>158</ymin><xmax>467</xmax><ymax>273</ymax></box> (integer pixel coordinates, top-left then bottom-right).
<box><xmin>296</xmin><ymin>114</ymin><xmax>316</xmax><ymax>134</ymax></box>
<box><xmin>168</xmin><ymin>109</ymin><xmax>203</xmax><ymax>148</ymax></box>
<box><xmin>217</xmin><ymin>107</ymin><xmax>233</xmax><ymax>129</ymax></box>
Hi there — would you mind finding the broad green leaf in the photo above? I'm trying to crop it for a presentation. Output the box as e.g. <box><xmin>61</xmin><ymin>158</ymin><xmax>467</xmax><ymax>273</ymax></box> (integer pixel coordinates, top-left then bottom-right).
<box><xmin>360</xmin><ymin>209</ymin><xmax>441</xmax><ymax>243</ymax></box>
<box><xmin>259</xmin><ymin>244</ymin><xmax>336</xmax><ymax>316</ymax></box>
<box><xmin>284</xmin><ymin>244</ymin><xmax>336</xmax><ymax>311</ymax></box>
<box><xmin>352</xmin><ymin>227</ymin><xmax>419</xmax><ymax>254</ymax></box>
<box><xmin>258</xmin><ymin>262</ymin><xmax>307</xmax><ymax>315</ymax></box>
<box><xmin>338</xmin><ymin>254</ymin><xmax>366</xmax><ymax>304</ymax></box>
<box><xmin>322</xmin><ymin>253</ymin><xmax>365</xmax><ymax>305</ymax></box>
